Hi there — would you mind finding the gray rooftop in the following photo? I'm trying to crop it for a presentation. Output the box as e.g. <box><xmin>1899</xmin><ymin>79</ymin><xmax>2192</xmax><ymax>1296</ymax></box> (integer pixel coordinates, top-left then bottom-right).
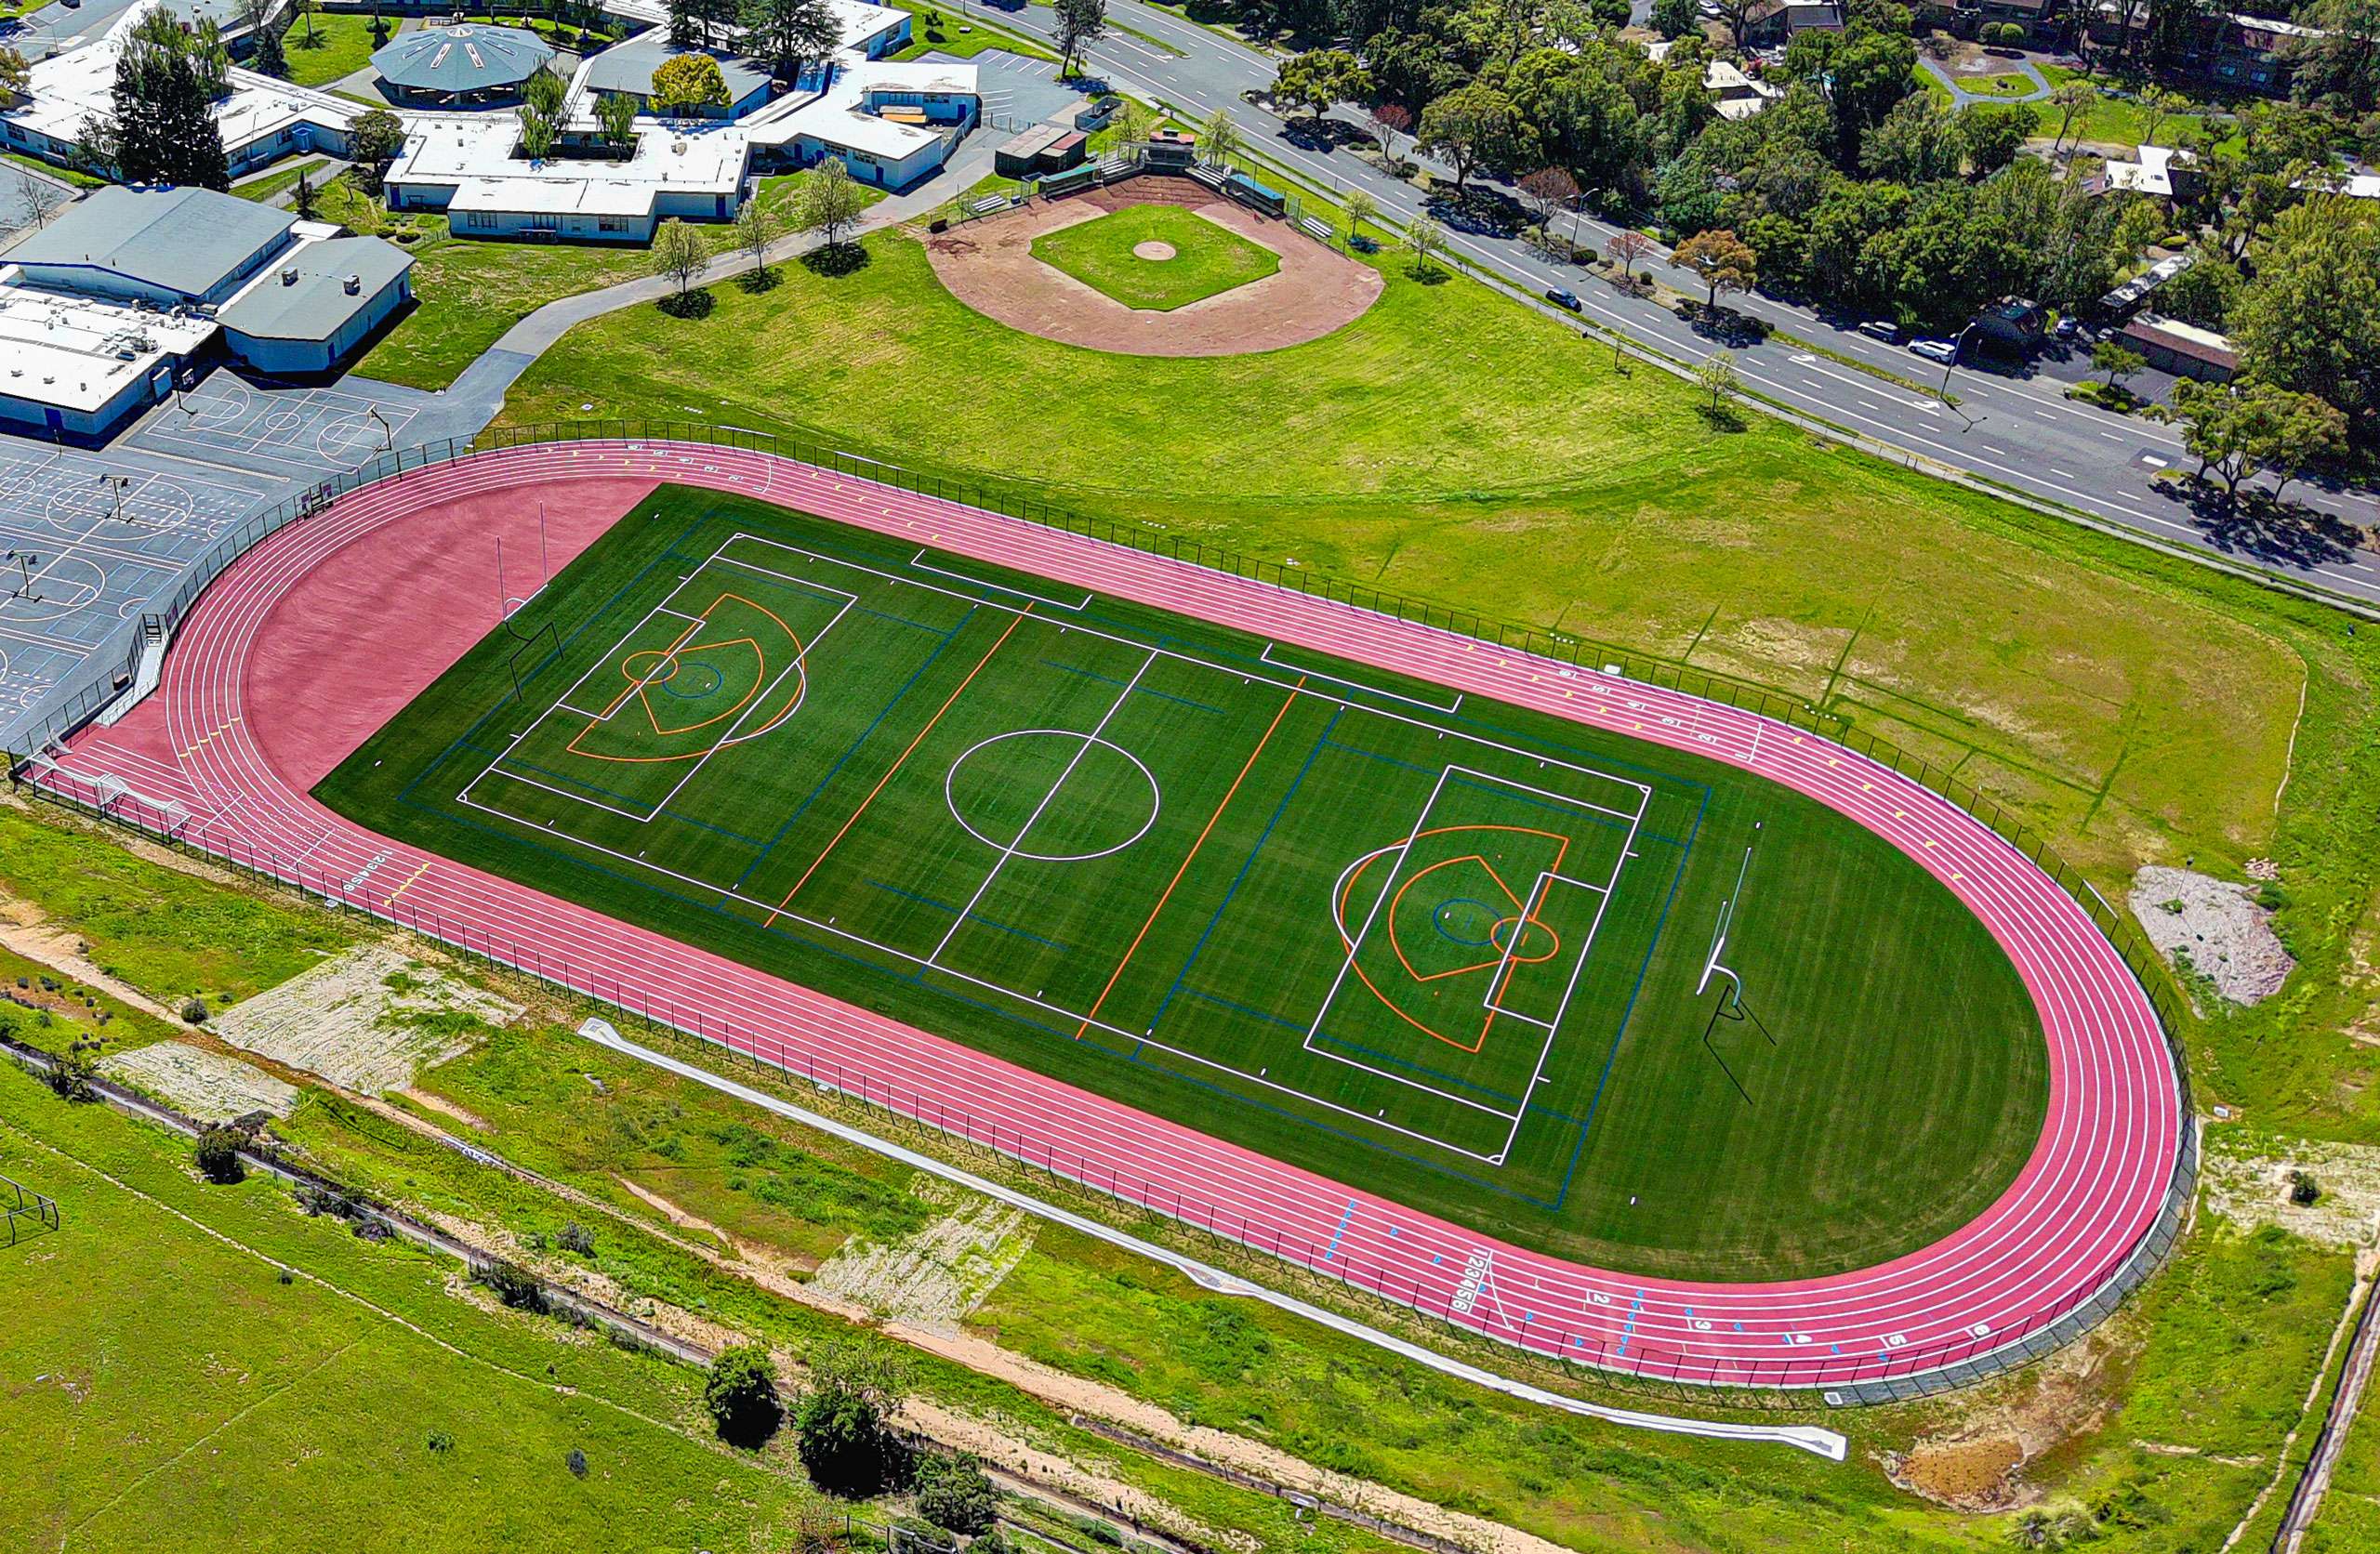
<box><xmin>371</xmin><ymin>23</ymin><xmax>554</xmax><ymax>95</ymax></box>
<box><xmin>6</xmin><ymin>186</ymin><xmax>296</xmax><ymax>300</ymax></box>
<box><xmin>218</xmin><ymin>237</ymin><xmax>414</xmax><ymax>342</ymax></box>
<box><xmin>582</xmin><ymin>36</ymin><xmax>772</xmax><ymax>106</ymax></box>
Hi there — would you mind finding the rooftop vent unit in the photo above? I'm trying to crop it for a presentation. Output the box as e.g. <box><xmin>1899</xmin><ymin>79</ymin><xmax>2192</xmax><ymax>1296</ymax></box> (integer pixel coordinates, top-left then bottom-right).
<box><xmin>342</xmin><ymin>273</ymin><xmax>361</xmax><ymax>294</ymax></box>
<box><xmin>281</xmin><ymin>265</ymin><xmax>299</xmax><ymax>284</ymax></box>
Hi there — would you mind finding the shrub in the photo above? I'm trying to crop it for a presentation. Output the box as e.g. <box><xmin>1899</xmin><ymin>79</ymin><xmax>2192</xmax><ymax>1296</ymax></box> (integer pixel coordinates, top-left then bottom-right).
<box><xmin>2290</xmin><ymin>1169</ymin><xmax>2321</xmax><ymax>1206</ymax></box>
<box><xmin>194</xmin><ymin>1126</ymin><xmax>245</xmax><ymax>1184</ymax></box>
<box><xmin>43</xmin><ymin>1036</ymin><xmax>102</xmax><ymax>1102</ymax></box>
<box><xmin>556</xmin><ymin>1221</ymin><xmax>595</xmax><ymax>1256</ymax></box>
<box><xmin>476</xmin><ymin>1258</ymin><xmax>548</xmax><ymax>1313</ymax></box>
<box><xmin>428</xmin><ymin>1429</ymin><xmax>455</xmax><ymax>1453</ymax></box>
<box><xmin>915</xmin><ymin>1450</ymin><xmax>998</xmax><ymax>1534</ymax></box>
<box><xmin>180</xmin><ymin>997</ymin><xmax>207</xmax><ymax>1024</ymax></box>
<box><xmin>566</xmin><ymin>1446</ymin><xmax>588</xmax><ymax>1479</ymax></box>
<box><xmin>705</xmin><ymin>1342</ymin><xmax>785</xmax><ymax>1448</ymax></box>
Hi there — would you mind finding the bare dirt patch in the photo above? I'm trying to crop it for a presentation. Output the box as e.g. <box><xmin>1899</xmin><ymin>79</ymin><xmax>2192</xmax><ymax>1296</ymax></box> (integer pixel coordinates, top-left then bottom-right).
<box><xmin>0</xmin><ymin>896</ymin><xmax>177</xmax><ymax>1021</ymax></box>
<box><xmin>2203</xmin><ymin>1132</ymin><xmax>2380</xmax><ymax>1250</ymax></box>
<box><xmin>1884</xmin><ymin>1332</ymin><xmax>2126</xmax><ymax>1511</ymax></box>
<box><xmin>211</xmin><ymin>942</ymin><xmax>522</xmax><ymax>1093</ymax></box>
<box><xmin>922</xmin><ymin>178</ymin><xmax>1382</xmax><ymax>357</ymax></box>
<box><xmin>808</xmin><ymin>1176</ymin><xmax>1032</xmax><ymax>1329</ymax></box>
<box><xmin>2129</xmin><ymin>865</ymin><xmax>2294</xmax><ymax>1006</ymax></box>
<box><xmin>101</xmin><ymin>1039</ymin><xmax>298</xmax><ymax>1122</ymax></box>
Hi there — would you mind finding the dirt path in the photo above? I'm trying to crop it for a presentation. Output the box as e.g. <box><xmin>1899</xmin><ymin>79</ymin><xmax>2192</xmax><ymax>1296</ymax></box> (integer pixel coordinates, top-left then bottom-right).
<box><xmin>0</xmin><ymin>896</ymin><xmax>178</xmax><ymax>1021</ymax></box>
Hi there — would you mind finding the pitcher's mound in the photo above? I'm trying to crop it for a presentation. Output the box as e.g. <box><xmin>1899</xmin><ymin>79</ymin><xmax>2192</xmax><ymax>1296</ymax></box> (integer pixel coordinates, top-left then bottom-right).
<box><xmin>1132</xmin><ymin>240</ymin><xmax>1178</xmax><ymax>261</ymax></box>
<box><xmin>923</xmin><ymin>181</ymin><xmax>1382</xmax><ymax>357</ymax></box>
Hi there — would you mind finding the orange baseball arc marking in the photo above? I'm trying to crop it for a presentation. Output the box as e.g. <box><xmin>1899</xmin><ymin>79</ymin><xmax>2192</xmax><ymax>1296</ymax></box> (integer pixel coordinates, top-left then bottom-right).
<box><xmin>1332</xmin><ymin>823</ymin><xmax>1570</xmax><ymax>1055</ymax></box>
<box><xmin>570</xmin><ymin>590</ymin><xmax>811</xmax><ymax>765</ymax></box>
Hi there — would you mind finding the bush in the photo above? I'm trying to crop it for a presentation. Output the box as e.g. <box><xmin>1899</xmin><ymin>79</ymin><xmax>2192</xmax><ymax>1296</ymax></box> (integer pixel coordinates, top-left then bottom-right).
<box><xmin>194</xmin><ymin>1126</ymin><xmax>245</xmax><ymax>1184</ymax></box>
<box><xmin>42</xmin><ymin>1036</ymin><xmax>102</xmax><ymax>1102</ymax></box>
<box><xmin>914</xmin><ymin>1450</ymin><xmax>998</xmax><ymax>1534</ymax></box>
<box><xmin>705</xmin><ymin>1342</ymin><xmax>785</xmax><ymax>1448</ymax></box>
<box><xmin>476</xmin><ymin>1258</ymin><xmax>548</xmax><ymax>1313</ymax></box>
<box><xmin>556</xmin><ymin>1221</ymin><xmax>594</xmax><ymax>1256</ymax></box>
<box><xmin>566</xmin><ymin>1446</ymin><xmax>588</xmax><ymax>1479</ymax></box>
<box><xmin>2291</xmin><ymin>1169</ymin><xmax>2321</xmax><ymax>1206</ymax></box>
<box><xmin>180</xmin><ymin>997</ymin><xmax>207</xmax><ymax>1025</ymax></box>
<box><xmin>427</xmin><ymin>1429</ymin><xmax>455</xmax><ymax>1453</ymax></box>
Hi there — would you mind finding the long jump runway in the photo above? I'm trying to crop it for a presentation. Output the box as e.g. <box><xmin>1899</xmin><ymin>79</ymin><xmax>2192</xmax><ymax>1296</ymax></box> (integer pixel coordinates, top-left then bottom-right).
<box><xmin>31</xmin><ymin>441</ymin><xmax>2184</xmax><ymax>1396</ymax></box>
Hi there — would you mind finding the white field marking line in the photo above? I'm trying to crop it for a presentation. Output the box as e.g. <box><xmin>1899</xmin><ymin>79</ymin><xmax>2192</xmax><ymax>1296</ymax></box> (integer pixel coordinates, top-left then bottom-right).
<box><xmin>641</xmin><ymin>585</ymin><xmax>858</xmax><ymax>820</ymax></box>
<box><xmin>729</xmin><ymin>534</ymin><xmax>1649</xmax><ymax>804</ymax></box>
<box><xmin>469</xmin><ymin>766</ymin><xmax>1521</xmax><ymax>1162</ymax></box>
<box><xmin>1494</xmin><ymin>788</ymin><xmax>1644</xmax><ymax>1162</ymax></box>
<box><xmin>1477</xmin><ymin>869</ymin><xmax>1607</xmax><ymax>1033</ymax></box>
<box><xmin>1261</xmin><ymin>640</ymin><xmax>1462</xmax><ymax>714</ymax></box>
<box><xmin>944</xmin><ymin>730</ymin><xmax>1163</xmax><ymax>863</ymax></box>
<box><xmin>922</xmin><ymin>647</ymin><xmax>1157</xmax><ymax>968</ymax></box>
<box><xmin>910</xmin><ymin>547</ymin><xmax>1091</xmax><ymax>612</ymax></box>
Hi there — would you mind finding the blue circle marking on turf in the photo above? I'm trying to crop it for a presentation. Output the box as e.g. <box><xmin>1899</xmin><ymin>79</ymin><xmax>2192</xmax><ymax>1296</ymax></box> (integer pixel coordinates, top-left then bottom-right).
<box><xmin>652</xmin><ymin>657</ymin><xmax>724</xmax><ymax>700</ymax></box>
<box><xmin>1433</xmin><ymin>897</ymin><xmax>1500</xmax><ymax>947</ymax></box>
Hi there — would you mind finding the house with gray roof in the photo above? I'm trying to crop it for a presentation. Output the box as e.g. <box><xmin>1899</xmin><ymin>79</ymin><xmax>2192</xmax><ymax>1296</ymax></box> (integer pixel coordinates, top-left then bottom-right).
<box><xmin>371</xmin><ymin>23</ymin><xmax>556</xmax><ymax>106</ymax></box>
<box><xmin>218</xmin><ymin>237</ymin><xmax>416</xmax><ymax>375</ymax></box>
<box><xmin>6</xmin><ymin>185</ymin><xmax>299</xmax><ymax>307</ymax></box>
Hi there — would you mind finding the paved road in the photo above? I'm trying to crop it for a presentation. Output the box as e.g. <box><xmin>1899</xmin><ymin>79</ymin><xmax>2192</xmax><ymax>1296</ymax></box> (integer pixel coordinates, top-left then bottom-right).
<box><xmin>979</xmin><ymin>0</ymin><xmax>2380</xmax><ymax>609</ymax></box>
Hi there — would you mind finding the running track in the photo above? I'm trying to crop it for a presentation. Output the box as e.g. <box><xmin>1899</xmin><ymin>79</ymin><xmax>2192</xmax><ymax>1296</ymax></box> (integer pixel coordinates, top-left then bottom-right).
<box><xmin>30</xmin><ymin>441</ymin><xmax>2187</xmax><ymax>1392</ymax></box>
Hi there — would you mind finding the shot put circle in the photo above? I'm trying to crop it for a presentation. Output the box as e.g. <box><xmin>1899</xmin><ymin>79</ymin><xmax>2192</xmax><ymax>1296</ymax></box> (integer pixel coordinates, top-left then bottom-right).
<box><xmin>945</xmin><ymin>730</ymin><xmax>1161</xmax><ymax>863</ymax></box>
<box><xmin>1131</xmin><ymin>240</ymin><xmax>1178</xmax><ymax>261</ymax></box>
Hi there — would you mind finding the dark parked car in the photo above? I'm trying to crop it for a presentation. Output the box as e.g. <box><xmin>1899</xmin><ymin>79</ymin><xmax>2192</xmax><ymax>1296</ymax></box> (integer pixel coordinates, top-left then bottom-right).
<box><xmin>1545</xmin><ymin>287</ymin><xmax>1582</xmax><ymax>312</ymax></box>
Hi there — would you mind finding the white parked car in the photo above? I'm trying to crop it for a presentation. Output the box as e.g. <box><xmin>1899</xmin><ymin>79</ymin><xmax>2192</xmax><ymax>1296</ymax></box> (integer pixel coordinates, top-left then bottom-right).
<box><xmin>1908</xmin><ymin>338</ymin><xmax>1960</xmax><ymax>365</ymax></box>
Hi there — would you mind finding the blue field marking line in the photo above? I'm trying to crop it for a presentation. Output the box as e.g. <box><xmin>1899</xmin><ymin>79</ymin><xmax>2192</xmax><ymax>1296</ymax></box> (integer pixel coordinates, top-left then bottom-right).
<box><xmin>1304</xmin><ymin>1028</ymin><xmax>1527</xmax><ymax>1110</ymax></box>
<box><xmin>488</xmin><ymin>755</ymin><xmax>769</xmax><ymax>849</ymax></box>
<box><xmin>864</xmin><ymin>877</ymin><xmax>1073</xmax><ymax>954</ymax></box>
<box><xmin>1323</xmin><ymin>1200</ymin><xmax>1357</xmax><ymax>1260</ymax></box>
<box><xmin>727</xmin><ymin>606</ymin><xmax>976</xmax><ymax>892</ymax></box>
<box><xmin>1547</xmin><ymin>784</ymin><xmax>1709</xmax><ymax>1210</ymax></box>
<box><xmin>1038</xmin><ymin>657</ymin><xmax>1230</xmax><ymax>717</ymax></box>
<box><xmin>1146</xmin><ymin>705</ymin><xmax>1344</xmax><ymax>1035</ymax></box>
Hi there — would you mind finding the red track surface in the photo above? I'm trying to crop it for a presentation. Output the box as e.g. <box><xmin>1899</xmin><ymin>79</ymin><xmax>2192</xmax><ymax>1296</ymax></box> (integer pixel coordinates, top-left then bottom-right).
<box><xmin>37</xmin><ymin>442</ymin><xmax>2184</xmax><ymax>1389</ymax></box>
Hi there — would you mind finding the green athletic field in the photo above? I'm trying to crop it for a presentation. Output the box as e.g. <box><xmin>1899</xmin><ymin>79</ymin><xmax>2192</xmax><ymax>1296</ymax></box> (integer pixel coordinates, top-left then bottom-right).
<box><xmin>1030</xmin><ymin>204</ymin><xmax>1280</xmax><ymax>311</ymax></box>
<box><xmin>318</xmin><ymin>487</ymin><xmax>2047</xmax><ymax>1279</ymax></box>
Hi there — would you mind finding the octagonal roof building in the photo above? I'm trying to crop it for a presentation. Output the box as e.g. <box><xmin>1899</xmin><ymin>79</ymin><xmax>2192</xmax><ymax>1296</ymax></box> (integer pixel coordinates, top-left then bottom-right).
<box><xmin>371</xmin><ymin>24</ymin><xmax>554</xmax><ymax>106</ymax></box>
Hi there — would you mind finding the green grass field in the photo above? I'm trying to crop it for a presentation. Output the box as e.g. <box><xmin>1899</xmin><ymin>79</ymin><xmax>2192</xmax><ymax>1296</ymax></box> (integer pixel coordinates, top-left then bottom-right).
<box><xmin>317</xmin><ymin>487</ymin><xmax>2045</xmax><ymax>1279</ymax></box>
<box><xmin>1031</xmin><ymin>205</ymin><xmax>1280</xmax><ymax>311</ymax></box>
<box><xmin>280</xmin><ymin>13</ymin><xmax>381</xmax><ymax>90</ymax></box>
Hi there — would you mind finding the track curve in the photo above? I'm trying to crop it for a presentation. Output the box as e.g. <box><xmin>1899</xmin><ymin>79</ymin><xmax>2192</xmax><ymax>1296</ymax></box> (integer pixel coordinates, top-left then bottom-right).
<box><xmin>33</xmin><ymin>441</ymin><xmax>2185</xmax><ymax>1391</ymax></box>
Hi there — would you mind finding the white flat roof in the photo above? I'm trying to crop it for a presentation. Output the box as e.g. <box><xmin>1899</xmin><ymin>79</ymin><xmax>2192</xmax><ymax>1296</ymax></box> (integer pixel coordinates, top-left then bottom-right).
<box><xmin>2</xmin><ymin>0</ymin><xmax>358</xmax><ymax>152</ymax></box>
<box><xmin>745</xmin><ymin>59</ymin><xmax>976</xmax><ymax>159</ymax></box>
<box><xmin>0</xmin><ymin>280</ymin><xmax>215</xmax><ymax>414</ymax></box>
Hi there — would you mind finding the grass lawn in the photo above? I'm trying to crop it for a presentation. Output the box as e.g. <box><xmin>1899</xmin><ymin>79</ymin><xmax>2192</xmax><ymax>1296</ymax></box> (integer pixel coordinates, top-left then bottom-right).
<box><xmin>319</xmin><ymin>486</ymin><xmax>2046</xmax><ymax>1279</ymax></box>
<box><xmin>885</xmin><ymin>0</ymin><xmax>1060</xmax><ymax>62</ymax></box>
<box><xmin>348</xmin><ymin>172</ymin><xmax>881</xmax><ymax>390</ymax></box>
<box><xmin>2037</xmin><ymin>65</ymin><xmax>2235</xmax><ymax>150</ymax></box>
<box><xmin>0</xmin><ymin>1065</ymin><xmax>820</xmax><ymax>1552</ymax></box>
<box><xmin>232</xmin><ymin>156</ymin><xmax>330</xmax><ymax>204</ymax></box>
<box><xmin>1030</xmin><ymin>204</ymin><xmax>1280</xmax><ymax>309</ymax></box>
<box><xmin>1967</xmin><ymin>72</ymin><xmax>2039</xmax><ymax>97</ymax></box>
<box><xmin>5</xmin><ymin>151</ymin><xmax>102</xmax><ymax>190</ymax></box>
<box><xmin>0</xmin><ymin>807</ymin><xmax>353</xmax><ymax>1012</ymax></box>
<box><xmin>279</xmin><ymin>12</ymin><xmax>382</xmax><ymax>90</ymax></box>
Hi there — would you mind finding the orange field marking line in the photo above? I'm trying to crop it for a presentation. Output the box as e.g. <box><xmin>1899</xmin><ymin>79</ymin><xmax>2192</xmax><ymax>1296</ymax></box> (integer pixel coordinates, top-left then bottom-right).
<box><xmin>1331</xmin><ymin>823</ymin><xmax>1569</xmax><ymax>1055</ymax></box>
<box><xmin>1075</xmin><ymin>679</ymin><xmax>1307</xmax><ymax>1041</ymax></box>
<box><xmin>1475</xmin><ymin>835</ymin><xmax>1568</xmax><ymax>1049</ymax></box>
<box><xmin>569</xmin><ymin>590</ymin><xmax>813</xmax><ymax>765</ymax></box>
<box><xmin>761</xmin><ymin>607</ymin><xmax>1031</xmax><ymax>928</ymax></box>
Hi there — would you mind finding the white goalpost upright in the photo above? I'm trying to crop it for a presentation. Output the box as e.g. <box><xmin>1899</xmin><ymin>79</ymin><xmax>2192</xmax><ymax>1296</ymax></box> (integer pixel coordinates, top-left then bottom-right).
<box><xmin>1697</xmin><ymin>827</ymin><xmax>1761</xmax><ymax>1015</ymax></box>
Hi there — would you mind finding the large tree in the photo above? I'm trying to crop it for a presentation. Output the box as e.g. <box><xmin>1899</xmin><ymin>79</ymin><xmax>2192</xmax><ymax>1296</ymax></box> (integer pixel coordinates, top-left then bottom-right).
<box><xmin>1674</xmin><ymin>227</ymin><xmax>1757</xmax><ymax>311</ymax></box>
<box><xmin>652</xmin><ymin>51</ymin><xmax>731</xmax><ymax>116</ymax></box>
<box><xmin>1273</xmin><ymin>47</ymin><xmax>1370</xmax><ymax>122</ymax></box>
<box><xmin>669</xmin><ymin>0</ymin><xmax>739</xmax><ymax>48</ymax></box>
<box><xmin>740</xmin><ymin>0</ymin><xmax>840</xmax><ymax>82</ymax></box>
<box><xmin>348</xmin><ymin>108</ymin><xmax>406</xmax><ymax>191</ymax></box>
<box><xmin>791</xmin><ymin>154</ymin><xmax>867</xmax><ymax>250</ymax></box>
<box><xmin>2230</xmin><ymin>197</ymin><xmax>2380</xmax><ymax>426</ymax></box>
<box><xmin>2172</xmin><ymin>378</ymin><xmax>2348</xmax><ymax>501</ymax></box>
<box><xmin>111</xmin><ymin>11</ymin><xmax>231</xmax><ymax>190</ymax></box>
<box><xmin>1053</xmin><ymin>0</ymin><xmax>1107</xmax><ymax>78</ymax></box>
<box><xmin>1417</xmin><ymin>82</ymin><xmax>1534</xmax><ymax>192</ymax></box>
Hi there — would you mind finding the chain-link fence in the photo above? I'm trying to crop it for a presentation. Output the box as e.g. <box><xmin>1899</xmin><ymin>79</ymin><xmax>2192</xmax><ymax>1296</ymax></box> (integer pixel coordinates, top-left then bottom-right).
<box><xmin>7</xmin><ymin>426</ymin><xmax>2201</xmax><ymax>1403</ymax></box>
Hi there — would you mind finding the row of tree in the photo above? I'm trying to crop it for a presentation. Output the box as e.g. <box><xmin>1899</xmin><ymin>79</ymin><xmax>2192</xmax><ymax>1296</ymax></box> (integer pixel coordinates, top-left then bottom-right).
<box><xmin>668</xmin><ymin>0</ymin><xmax>847</xmax><ymax>80</ymax></box>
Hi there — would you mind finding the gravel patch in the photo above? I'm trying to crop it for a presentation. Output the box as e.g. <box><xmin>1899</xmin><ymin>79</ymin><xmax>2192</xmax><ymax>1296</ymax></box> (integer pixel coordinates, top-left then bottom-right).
<box><xmin>211</xmin><ymin>942</ymin><xmax>520</xmax><ymax>1093</ymax></box>
<box><xmin>102</xmin><ymin>1040</ymin><xmax>298</xmax><ymax>1123</ymax></box>
<box><xmin>2128</xmin><ymin>865</ymin><xmax>2294</xmax><ymax>1007</ymax></box>
<box><xmin>808</xmin><ymin>1176</ymin><xmax>1031</xmax><ymax>1329</ymax></box>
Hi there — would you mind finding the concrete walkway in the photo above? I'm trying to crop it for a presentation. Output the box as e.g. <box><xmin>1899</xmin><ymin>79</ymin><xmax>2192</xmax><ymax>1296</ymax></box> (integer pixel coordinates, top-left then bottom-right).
<box><xmin>428</xmin><ymin>143</ymin><xmax>997</xmax><ymax>427</ymax></box>
<box><xmin>1919</xmin><ymin>55</ymin><xmax>2051</xmax><ymax>106</ymax></box>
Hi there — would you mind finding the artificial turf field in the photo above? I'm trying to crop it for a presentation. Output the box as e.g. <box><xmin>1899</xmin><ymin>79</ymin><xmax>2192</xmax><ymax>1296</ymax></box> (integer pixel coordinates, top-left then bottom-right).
<box><xmin>320</xmin><ymin>488</ymin><xmax>2049</xmax><ymax>1279</ymax></box>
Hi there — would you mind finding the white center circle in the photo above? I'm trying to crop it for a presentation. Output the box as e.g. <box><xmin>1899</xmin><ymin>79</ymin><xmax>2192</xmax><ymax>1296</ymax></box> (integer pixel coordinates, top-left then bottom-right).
<box><xmin>945</xmin><ymin>729</ymin><xmax>1161</xmax><ymax>863</ymax></box>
